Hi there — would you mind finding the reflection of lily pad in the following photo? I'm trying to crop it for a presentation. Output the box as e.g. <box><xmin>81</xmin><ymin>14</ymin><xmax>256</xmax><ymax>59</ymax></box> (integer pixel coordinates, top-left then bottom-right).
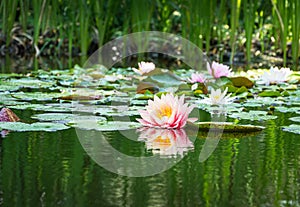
<box><xmin>229</xmin><ymin>111</ymin><xmax>277</xmax><ymax>121</ymax></box>
<box><xmin>69</xmin><ymin>120</ymin><xmax>141</xmax><ymax>131</ymax></box>
<box><xmin>197</xmin><ymin>131</ymin><xmax>262</xmax><ymax>139</ymax></box>
<box><xmin>194</xmin><ymin>122</ymin><xmax>265</xmax><ymax>132</ymax></box>
<box><xmin>0</xmin><ymin>122</ymin><xmax>69</xmax><ymax>132</ymax></box>
<box><xmin>289</xmin><ymin>117</ymin><xmax>300</xmax><ymax>123</ymax></box>
<box><xmin>282</xmin><ymin>125</ymin><xmax>300</xmax><ymax>134</ymax></box>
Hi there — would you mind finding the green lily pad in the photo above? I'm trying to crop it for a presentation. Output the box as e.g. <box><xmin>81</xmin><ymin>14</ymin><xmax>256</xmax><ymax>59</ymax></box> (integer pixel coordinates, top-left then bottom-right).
<box><xmin>194</xmin><ymin>122</ymin><xmax>265</xmax><ymax>132</ymax></box>
<box><xmin>0</xmin><ymin>122</ymin><xmax>69</xmax><ymax>132</ymax></box>
<box><xmin>230</xmin><ymin>77</ymin><xmax>254</xmax><ymax>88</ymax></box>
<box><xmin>258</xmin><ymin>91</ymin><xmax>281</xmax><ymax>97</ymax></box>
<box><xmin>289</xmin><ymin>117</ymin><xmax>300</xmax><ymax>123</ymax></box>
<box><xmin>282</xmin><ymin>124</ymin><xmax>300</xmax><ymax>134</ymax></box>
<box><xmin>11</xmin><ymin>92</ymin><xmax>62</xmax><ymax>101</ymax></box>
<box><xmin>229</xmin><ymin>111</ymin><xmax>277</xmax><ymax>121</ymax></box>
<box><xmin>275</xmin><ymin>107</ymin><xmax>300</xmax><ymax>113</ymax></box>
<box><xmin>68</xmin><ymin>120</ymin><xmax>141</xmax><ymax>131</ymax></box>
<box><xmin>31</xmin><ymin>113</ymin><xmax>75</xmax><ymax>122</ymax></box>
<box><xmin>149</xmin><ymin>72</ymin><xmax>183</xmax><ymax>86</ymax></box>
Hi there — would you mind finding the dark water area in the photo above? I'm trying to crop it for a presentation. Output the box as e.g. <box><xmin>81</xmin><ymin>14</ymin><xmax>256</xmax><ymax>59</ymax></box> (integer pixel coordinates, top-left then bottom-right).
<box><xmin>0</xmin><ymin>109</ymin><xmax>299</xmax><ymax>206</ymax></box>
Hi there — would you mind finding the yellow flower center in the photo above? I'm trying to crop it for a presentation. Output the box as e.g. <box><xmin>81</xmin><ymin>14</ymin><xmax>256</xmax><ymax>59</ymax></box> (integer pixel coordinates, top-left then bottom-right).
<box><xmin>158</xmin><ymin>105</ymin><xmax>172</xmax><ymax>118</ymax></box>
<box><xmin>213</xmin><ymin>95</ymin><xmax>220</xmax><ymax>100</ymax></box>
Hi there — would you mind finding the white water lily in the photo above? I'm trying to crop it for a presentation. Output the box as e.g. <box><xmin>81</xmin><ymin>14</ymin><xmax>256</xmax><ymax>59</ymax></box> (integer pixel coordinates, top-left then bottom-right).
<box><xmin>132</xmin><ymin>61</ymin><xmax>155</xmax><ymax>75</ymax></box>
<box><xmin>260</xmin><ymin>66</ymin><xmax>292</xmax><ymax>85</ymax></box>
<box><xmin>202</xmin><ymin>87</ymin><xmax>234</xmax><ymax>105</ymax></box>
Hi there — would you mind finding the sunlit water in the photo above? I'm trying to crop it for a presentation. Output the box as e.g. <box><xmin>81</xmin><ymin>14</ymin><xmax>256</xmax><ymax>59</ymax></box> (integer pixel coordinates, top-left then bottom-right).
<box><xmin>0</xmin><ymin>109</ymin><xmax>299</xmax><ymax>207</ymax></box>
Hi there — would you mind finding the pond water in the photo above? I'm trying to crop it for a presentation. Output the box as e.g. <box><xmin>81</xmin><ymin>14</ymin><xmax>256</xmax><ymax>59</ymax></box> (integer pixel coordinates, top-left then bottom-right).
<box><xmin>1</xmin><ymin>108</ymin><xmax>300</xmax><ymax>206</ymax></box>
<box><xmin>0</xmin><ymin>63</ymin><xmax>300</xmax><ymax>206</ymax></box>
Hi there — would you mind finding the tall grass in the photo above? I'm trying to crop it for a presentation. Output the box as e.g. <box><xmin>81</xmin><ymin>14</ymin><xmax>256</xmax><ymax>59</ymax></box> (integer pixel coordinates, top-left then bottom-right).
<box><xmin>243</xmin><ymin>0</ymin><xmax>259</xmax><ymax>64</ymax></box>
<box><xmin>291</xmin><ymin>0</ymin><xmax>300</xmax><ymax>67</ymax></box>
<box><xmin>0</xmin><ymin>0</ymin><xmax>299</xmax><ymax>68</ymax></box>
<box><xmin>271</xmin><ymin>0</ymin><xmax>289</xmax><ymax>66</ymax></box>
<box><xmin>229</xmin><ymin>0</ymin><xmax>241</xmax><ymax>64</ymax></box>
<box><xmin>1</xmin><ymin>0</ymin><xmax>18</xmax><ymax>45</ymax></box>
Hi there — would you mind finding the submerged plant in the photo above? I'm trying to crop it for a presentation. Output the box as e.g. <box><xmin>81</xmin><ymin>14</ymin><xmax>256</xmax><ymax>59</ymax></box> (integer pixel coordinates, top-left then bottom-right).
<box><xmin>137</xmin><ymin>94</ymin><xmax>197</xmax><ymax>129</ymax></box>
<box><xmin>260</xmin><ymin>66</ymin><xmax>292</xmax><ymax>85</ymax></box>
<box><xmin>202</xmin><ymin>87</ymin><xmax>234</xmax><ymax>105</ymax></box>
<box><xmin>133</xmin><ymin>61</ymin><xmax>156</xmax><ymax>75</ymax></box>
<box><xmin>207</xmin><ymin>61</ymin><xmax>232</xmax><ymax>79</ymax></box>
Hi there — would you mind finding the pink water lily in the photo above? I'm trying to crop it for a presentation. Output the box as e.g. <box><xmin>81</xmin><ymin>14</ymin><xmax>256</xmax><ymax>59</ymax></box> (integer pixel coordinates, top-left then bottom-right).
<box><xmin>133</xmin><ymin>61</ymin><xmax>155</xmax><ymax>75</ymax></box>
<box><xmin>137</xmin><ymin>94</ymin><xmax>197</xmax><ymax>129</ymax></box>
<box><xmin>188</xmin><ymin>73</ymin><xmax>206</xmax><ymax>83</ymax></box>
<box><xmin>207</xmin><ymin>61</ymin><xmax>232</xmax><ymax>78</ymax></box>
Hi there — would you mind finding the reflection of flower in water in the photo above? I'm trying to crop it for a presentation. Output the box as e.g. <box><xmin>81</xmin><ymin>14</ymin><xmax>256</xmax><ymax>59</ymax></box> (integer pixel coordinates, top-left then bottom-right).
<box><xmin>138</xmin><ymin>127</ymin><xmax>194</xmax><ymax>157</ymax></box>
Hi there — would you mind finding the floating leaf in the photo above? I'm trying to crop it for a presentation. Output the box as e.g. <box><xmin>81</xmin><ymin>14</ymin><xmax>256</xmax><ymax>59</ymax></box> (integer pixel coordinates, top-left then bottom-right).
<box><xmin>258</xmin><ymin>91</ymin><xmax>281</xmax><ymax>97</ymax></box>
<box><xmin>11</xmin><ymin>92</ymin><xmax>62</xmax><ymax>101</ymax></box>
<box><xmin>282</xmin><ymin>124</ymin><xmax>300</xmax><ymax>134</ymax></box>
<box><xmin>0</xmin><ymin>108</ymin><xmax>20</xmax><ymax>122</ymax></box>
<box><xmin>0</xmin><ymin>122</ymin><xmax>69</xmax><ymax>132</ymax></box>
<box><xmin>150</xmin><ymin>72</ymin><xmax>183</xmax><ymax>86</ymax></box>
<box><xmin>229</xmin><ymin>111</ymin><xmax>277</xmax><ymax>121</ymax></box>
<box><xmin>289</xmin><ymin>117</ymin><xmax>300</xmax><ymax>123</ymax></box>
<box><xmin>136</xmin><ymin>82</ymin><xmax>159</xmax><ymax>94</ymax></box>
<box><xmin>194</xmin><ymin>122</ymin><xmax>265</xmax><ymax>132</ymax></box>
<box><xmin>275</xmin><ymin>107</ymin><xmax>300</xmax><ymax>113</ymax></box>
<box><xmin>230</xmin><ymin>77</ymin><xmax>254</xmax><ymax>88</ymax></box>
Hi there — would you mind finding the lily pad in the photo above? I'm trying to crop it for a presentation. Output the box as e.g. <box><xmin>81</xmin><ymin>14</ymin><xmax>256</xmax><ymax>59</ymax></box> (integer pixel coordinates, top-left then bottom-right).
<box><xmin>229</xmin><ymin>111</ymin><xmax>277</xmax><ymax>121</ymax></box>
<box><xmin>258</xmin><ymin>91</ymin><xmax>281</xmax><ymax>97</ymax></box>
<box><xmin>275</xmin><ymin>107</ymin><xmax>300</xmax><ymax>113</ymax></box>
<box><xmin>282</xmin><ymin>124</ymin><xmax>300</xmax><ymax>134</ymax></box>
<box><xmin>0</xmin><ymin>122</ymin><xmax>69</xmax><ymax>132</ymax></box>
<box><xmin>68</xmin><ymin>120</ymin><xmax>141</xmax><ymax>131</ymax></box>
<box><xmin>194</xmin><ymin>122</ymin><xmax>265</xmax><ymax>132</ymax></box>
<box><xmin>11</xmin><ymin>92</ymin><xmax>62</xmax><ymax>101</ymax></box>
<box><xmin>230</xmin><ymin>77</ymin><xmax>254</xmax><ymax>88</ymax></box>
<box><xmin>31</xmin><ymin>113</ymin><xmax>75</xmax><ymax>122</ymax></box>
<box><xmin>289</xmin><ymin>117</ymin><xmax>300</xmax><ymax>123</ymax></box>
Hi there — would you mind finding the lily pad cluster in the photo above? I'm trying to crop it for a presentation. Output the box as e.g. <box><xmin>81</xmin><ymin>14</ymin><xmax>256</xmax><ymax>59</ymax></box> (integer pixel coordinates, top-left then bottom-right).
<box><xmin>0</xmin><ymin>64</ymin><xmax>299</xmax><ymax>136</ymax></box>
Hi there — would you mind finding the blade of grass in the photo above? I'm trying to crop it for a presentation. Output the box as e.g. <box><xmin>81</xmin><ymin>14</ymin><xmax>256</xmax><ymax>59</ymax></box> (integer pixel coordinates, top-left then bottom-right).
<box><xmin>230</xmin><ymin>0</ymin><xmax>241</xmax><ymax>64</ymax></box>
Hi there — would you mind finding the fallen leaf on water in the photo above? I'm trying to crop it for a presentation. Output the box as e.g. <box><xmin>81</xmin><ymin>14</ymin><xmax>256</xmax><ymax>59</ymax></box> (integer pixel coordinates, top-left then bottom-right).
<box><xmin>0</xmin><ymin>108</ymin><xmax>20</xmax><ymax>122</ymax></box>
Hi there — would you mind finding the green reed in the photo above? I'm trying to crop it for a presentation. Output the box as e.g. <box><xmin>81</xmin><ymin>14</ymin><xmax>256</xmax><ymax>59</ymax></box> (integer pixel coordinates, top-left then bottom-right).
<box><xmin>1</xmin><ymin>0</ymin><xmax>18</xmax><ymax>45</ymax></box>
<box><xmin>79</xmin><ymin>1</ymin><xmax>90</xmax><ymax>57</ymax></box>
<box><xmin>1</xmin><ymin>0</ymin><xmax>299</xmax><ymax>68</ymax></box>
<box><xmin>291</xmin><ymin>0</ymin><xmax>300</xmax><ymax>67</ymax></box>
<box><xmin>216</xmin><ymin>0</ymin><xmax>227</xmax><ymax>62</ymax></box>
<box><xmin>243</xmin><ymin>0</ymin><xmax>259</xmax><ymax>64</ymax></box>
<box><xmin>230</xmin><ymin>0</ymin><xmax>241</xmax><ymax>64</ymax></box>
<box><xmin>271</xmin><ymin>0</ymin><xmax>289</xmax><ymax>66</ymax></box>
<box><xmin>93</xmin><ymin>1</ymin><xmax>117</xmax><ymax>47</ymax></box>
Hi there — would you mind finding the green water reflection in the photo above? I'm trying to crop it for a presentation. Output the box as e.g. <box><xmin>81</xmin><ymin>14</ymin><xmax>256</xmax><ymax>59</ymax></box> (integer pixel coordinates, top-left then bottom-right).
<box><xmin>1</xmin><ymin>114</ymin><xmax>300</xmax><ymax>206</ymax></box>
